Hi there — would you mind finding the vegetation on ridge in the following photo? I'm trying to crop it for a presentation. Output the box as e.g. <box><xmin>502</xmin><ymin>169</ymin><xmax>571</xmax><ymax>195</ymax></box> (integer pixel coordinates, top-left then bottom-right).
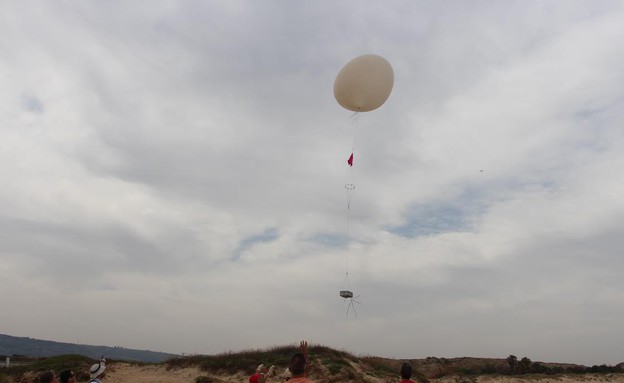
<box><xmin>1</xmin><ymin>344</ymin><xmax>623</xmax><ymax>383</ymax></box>
<box><xmin>166</xmin><ymin>346</ymin><xmax>623</xmax><ymax>382</ymax></box>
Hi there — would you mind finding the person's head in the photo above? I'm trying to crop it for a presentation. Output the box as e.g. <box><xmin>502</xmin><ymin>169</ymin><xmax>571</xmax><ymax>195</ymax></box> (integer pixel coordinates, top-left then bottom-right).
<box><xmin>90</xmin><ymin>361</ymin><xmax>106</xmax><ymax>380</ymax></box>
<box><xmin>289</xmin><ymin>352</ymin><xmax>306</xmax><ymax>377</ymax></box>
<box><xmin>256</xmin><ymin>364</ymin><xmax>266</xmax><ymax>373</ymax></box>
<box><xmin>38</xmin><ymin>371</ymin><xmax>58</xmax><ymax>383</ymax></box>
<box><xmin>400</xmin><ymin>362</ymin><xmax>412</xmax><ymax>380</ymax></box>
<box><xmin>59</xmin><ymin>370</ymin><xmax>76</xmax><ymax>383</ymax></box>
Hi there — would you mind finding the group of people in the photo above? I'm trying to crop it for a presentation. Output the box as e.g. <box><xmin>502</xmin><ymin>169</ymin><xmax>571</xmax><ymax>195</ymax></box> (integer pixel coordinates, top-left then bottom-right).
<box><xmin>250</xmin><ymin>341</ymin><xmax>418</xmax><ymax>383</ymax></box>
<box><xmin>37</xmin><ymin>343</ymin><xmax>418</xmax><ymax>383</ymax></box>
<box><xmin>249</xmin><ymin>341</ymin><xmax>313</xmax><ymax>383</ymax></box>
<box><xmin>37</xmin><ymin>358</ymin><xmax>107</xmax><ymax>383</ymax></box>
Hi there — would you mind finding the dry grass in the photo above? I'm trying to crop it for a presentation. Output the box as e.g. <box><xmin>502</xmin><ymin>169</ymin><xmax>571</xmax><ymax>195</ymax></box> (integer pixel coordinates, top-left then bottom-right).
<box><xmin>2</xmin><ymin>345</ymin><xmax>623</xmax><ymax>383</ymax></box>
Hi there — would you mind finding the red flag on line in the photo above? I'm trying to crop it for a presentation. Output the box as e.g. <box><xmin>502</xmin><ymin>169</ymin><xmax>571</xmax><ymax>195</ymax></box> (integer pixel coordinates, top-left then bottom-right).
<box><xmin>347</xmin><ymin>153</ymin><xmax>354</xmax><ymax>167</ymax></box>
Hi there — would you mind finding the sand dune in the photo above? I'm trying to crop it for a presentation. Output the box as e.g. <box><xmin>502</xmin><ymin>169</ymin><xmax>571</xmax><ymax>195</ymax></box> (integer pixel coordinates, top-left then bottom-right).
<box><xmin>104</xmin><ymin>364</ymin><xmax>204</xmax><ymax>383</ymax></box>
<box><xmin>101</xmin><ymin>363</ymin><xmax>624</xmax><ymax>383</ymax></box>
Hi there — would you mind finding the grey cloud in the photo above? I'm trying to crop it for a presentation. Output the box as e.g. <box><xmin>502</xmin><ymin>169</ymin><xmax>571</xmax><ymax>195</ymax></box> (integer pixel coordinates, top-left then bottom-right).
<box><xmin>1</xmin><ymin>0</ymin><xmax>624</xmax><ymax>367</ymax></box>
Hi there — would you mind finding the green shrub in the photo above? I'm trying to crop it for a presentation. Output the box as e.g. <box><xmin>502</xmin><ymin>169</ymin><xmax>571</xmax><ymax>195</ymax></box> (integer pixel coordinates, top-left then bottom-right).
<box><xmin>412</xmin><ymin>369</ymin><xmax>429</xmax><ymax>383</ymax></box>
<box><xmin>6</xmin><ymin>355</ymin><xmax>94</xmax><ymax>375</ymax></box>
<box><xmin>167</xmin><ymin>343</ymin><xmax>355</xmax><ymax>375</ymax></box>
<box><xmin>0</xmin><ymin>372</ymin><xmax>11</xmax><ymax>383</ymax></box>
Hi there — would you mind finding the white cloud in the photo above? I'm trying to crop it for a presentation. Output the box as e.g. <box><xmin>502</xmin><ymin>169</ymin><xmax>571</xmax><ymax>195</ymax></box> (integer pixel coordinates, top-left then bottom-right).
<box><xmin>1</xmin><ymin>0</ymin><xmax>624</xmax><ymax>367</ymax></box>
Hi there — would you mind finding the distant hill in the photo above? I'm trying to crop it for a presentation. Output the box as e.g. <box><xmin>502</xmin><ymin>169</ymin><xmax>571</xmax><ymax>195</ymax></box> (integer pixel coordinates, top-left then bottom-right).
<box><xmin>0</xmin><ymin>334</ymin><xmax>178</xmax><ymax>363</ymax></box>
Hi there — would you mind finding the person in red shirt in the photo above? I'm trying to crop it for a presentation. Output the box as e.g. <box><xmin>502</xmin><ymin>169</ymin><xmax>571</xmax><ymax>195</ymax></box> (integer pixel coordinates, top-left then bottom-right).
<box><xmin>249</xmin><ymin>364</ymin><xmax>274</xmax><ymax>383</ymax></box>
<box><xmin>399</xmin><ymin>362</ymin><xmax>415</xmax><ymax>383</ymax></box>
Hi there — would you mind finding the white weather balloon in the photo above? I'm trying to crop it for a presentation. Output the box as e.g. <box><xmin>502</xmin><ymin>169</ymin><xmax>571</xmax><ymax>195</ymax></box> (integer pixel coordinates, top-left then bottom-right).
<box><xmin>333</xmin><ymin>54</ymin><xmax>394</xmax><ymax>112</ymax></box>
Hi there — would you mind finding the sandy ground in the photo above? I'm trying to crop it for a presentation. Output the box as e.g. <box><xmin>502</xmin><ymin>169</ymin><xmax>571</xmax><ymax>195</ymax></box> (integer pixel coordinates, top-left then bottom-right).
<box><xmin>104</xmin><ymin>364</ymin><xmax>204</xmax><ymax>383</ymax></box>
<box><xmin>97</xmin><ymin>363</ymin><xmax>624</xmax><ymax>383</ymax></box>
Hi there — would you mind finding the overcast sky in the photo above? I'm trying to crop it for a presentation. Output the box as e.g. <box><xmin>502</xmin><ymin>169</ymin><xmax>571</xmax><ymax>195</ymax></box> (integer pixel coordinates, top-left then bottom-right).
<box><xmin>1</xmin><ymin>1</ymin><xmax>624</xmax><ymax>367</ymax></box>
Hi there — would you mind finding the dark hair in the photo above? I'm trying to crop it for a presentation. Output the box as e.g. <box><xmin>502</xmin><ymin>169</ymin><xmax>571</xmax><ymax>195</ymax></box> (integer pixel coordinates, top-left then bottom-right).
<box><xmin>289</xmin><ymin>352</ymin><xmax>306</xmax><ymax>376</ymax></box>
<box><xmin>400</xmin><ymin>362</ymin><xmax>412</xmax><ymax>379</ymax></box>
<box><xmin>59</xmin><ymin>370</ymin><xmax>74</xmax><ymax>383</ymax></box>
<box><xmin>38</xmin><ymin>371</ymin><xmax>56</xmax><ymax>383</ymax></box>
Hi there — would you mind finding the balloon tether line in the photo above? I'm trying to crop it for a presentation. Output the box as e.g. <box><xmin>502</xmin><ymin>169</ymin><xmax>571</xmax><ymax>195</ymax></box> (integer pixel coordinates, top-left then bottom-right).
<box><xmin>344</xmin><ymin>183</ymin><xmax>355</xmax><ymax>290</ymax></box>
<box><xmin>344</xmin><ymin>111</ymin><xmax>359</xmax><ymax>292</ymax></box>
<box><xmin>350</xmin><ymin>111</ymin><xmax>360</xmax><ymax>153</ymax></box>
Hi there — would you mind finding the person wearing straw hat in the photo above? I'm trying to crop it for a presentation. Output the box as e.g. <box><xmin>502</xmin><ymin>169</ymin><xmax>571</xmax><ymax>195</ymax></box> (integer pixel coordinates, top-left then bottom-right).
<box><xmin>89</xmin><ymin>358</ymin><xmax>107</xmax><ymax>383</ymax></box>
